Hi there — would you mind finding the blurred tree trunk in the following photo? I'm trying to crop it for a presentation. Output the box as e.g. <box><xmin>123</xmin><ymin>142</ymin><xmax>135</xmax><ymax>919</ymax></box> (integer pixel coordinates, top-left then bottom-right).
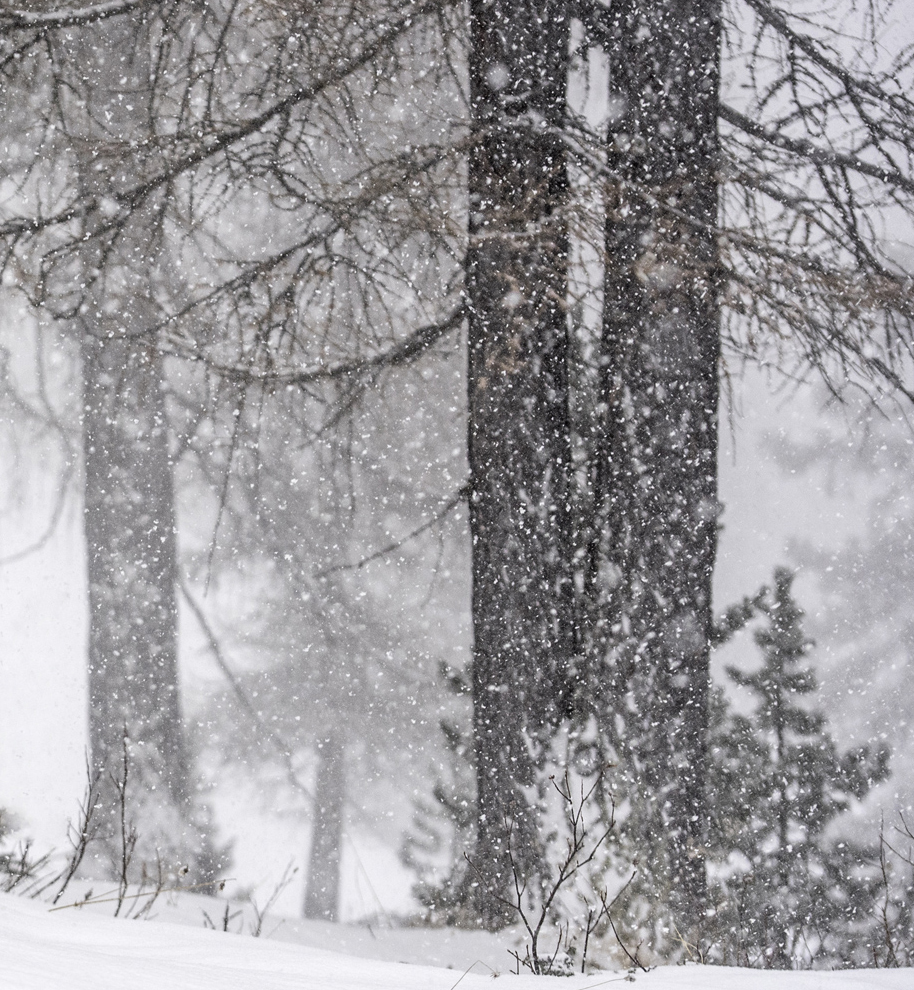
<box><xmin>304</xmin><ymin>733</ymin><xmax>346</xmax><ymax>921</ymax></box>
<box><xmin>82</xmin><ymin>331</ymin><xmax>193</xmax><ymax>828</ymax></box>
<box><xmin>71</xmin><ymin>17</ymin><xmax>210</xmax><ymax>877</ymax></box>
<box><xmin>583</xmin><ymin>0</ymin><xmax>721</xmax><ymax>934</ymax></box>
<box><xmin>466</xmin><ymin>0</ymin><xmax>574</xmax><ymax>928</ymax></box>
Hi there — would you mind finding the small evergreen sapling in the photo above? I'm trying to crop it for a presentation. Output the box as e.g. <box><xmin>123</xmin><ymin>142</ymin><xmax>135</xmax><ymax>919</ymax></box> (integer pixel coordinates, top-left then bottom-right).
<box><xmin>709</xmin><ymin>568</ymin><xmax>890</xmax><ymax>967</ymax></box>
<box><xmin>400</xmin><ymin>714</ymin><xmax>477</xmax><ymax>924</ymax></box>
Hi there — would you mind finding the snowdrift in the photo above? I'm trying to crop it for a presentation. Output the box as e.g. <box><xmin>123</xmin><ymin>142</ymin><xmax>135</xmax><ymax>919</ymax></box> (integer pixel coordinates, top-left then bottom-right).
<box><xmin>2</xmin><ymin>891</ymin><xmax>912</xmax><ymax>990</ymax></box>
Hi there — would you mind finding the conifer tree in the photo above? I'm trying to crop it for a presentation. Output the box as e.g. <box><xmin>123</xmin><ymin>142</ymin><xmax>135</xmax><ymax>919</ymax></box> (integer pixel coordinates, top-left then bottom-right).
<box><xmin>400</xmin><ymin>716</ymin><xmax>476</xmax><ymax>924</ymax></box>
<box><xmin>709</xmin><ymin>568</ymin><xmax>890</xmax><ymax>967</ymax></box>
<box><xmin>465</xmin><ymin>0</ymin><xmax>575</xmax><ymax>926</ymax></box>
<box><xmin>5</xmin><ymin>0</ymin><xmax>914</xmax><ymax>938</ymax></box>
<box><xmin>583</xmin><ymin>0</ymin><xmax>721</xmax><ymax>930</ymax></box>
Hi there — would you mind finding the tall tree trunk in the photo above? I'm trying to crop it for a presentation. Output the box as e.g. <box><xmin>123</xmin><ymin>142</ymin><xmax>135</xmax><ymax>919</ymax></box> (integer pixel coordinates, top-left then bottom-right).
<box><xmin>466</xmin><ymin>0</ymin><xmax>573</xmax><ymax>928</ymax></box>
<box><xmin>587</xmin><ymin>0</ymin><xmax>721</xmax><ymax>934</ymax></box>
<box><xmin>82</xmin><ymin>332</ymin><xmax>194</xmax><ymax>846</ymax></box>
<box><xmin>304</xmin><ymin>733</ymin><xmax>346</xmax><ymax>921</ymax></box>
<box><xmin>69</xmin><ymin>16</ymin><xmax>210</xmax><ymax>877</ymax></box>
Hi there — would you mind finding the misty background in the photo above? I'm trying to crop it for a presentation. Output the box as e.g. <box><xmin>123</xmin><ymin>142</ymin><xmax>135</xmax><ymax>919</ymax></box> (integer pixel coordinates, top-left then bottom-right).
<box><xmin>2</xmin><ymin>351</ymin><xmax>907</xmax><ymax>917</ymax></box>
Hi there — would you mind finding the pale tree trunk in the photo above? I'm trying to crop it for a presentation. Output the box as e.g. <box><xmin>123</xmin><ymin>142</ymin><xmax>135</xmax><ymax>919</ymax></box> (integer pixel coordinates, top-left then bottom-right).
<box><xmin>304</xmin><ymin>734</ymin><xmax>345</xmax><ymax>921</ymax></box>
<box><xmin>466</xmin><ymin>0</ymin><xmax>574</xmax><ymax>928</ymax></box>
<box><xmin>82</xmin><ymin>331</ymin><xmax>195</xmax><ymax>861</ymax></box>
<box><xmin>65</xmin><ymin>16</ymin><xmax>212</xmax><ymax>877</ymax></box>
<box><xmin>585</xmin><ymin>0</ymin><xmax>721</xmax><ymax>934</ymax></box>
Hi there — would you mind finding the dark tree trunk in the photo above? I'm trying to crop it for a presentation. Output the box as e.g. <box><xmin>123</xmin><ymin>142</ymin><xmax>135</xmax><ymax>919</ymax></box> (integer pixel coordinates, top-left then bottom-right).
<box><xmin>585</xmin><ymin>0</ymin><xmax>721</xmax><ymax>933</ymax></box>
<box><xmin>466</xmin><ymin>0</ymin><xmax>574</xmax><ymax>928</ymax></box>
<box><xmin>304</xmin><ymin>733</ymin><xmax>346</xmax><ymax>921</ymax></box>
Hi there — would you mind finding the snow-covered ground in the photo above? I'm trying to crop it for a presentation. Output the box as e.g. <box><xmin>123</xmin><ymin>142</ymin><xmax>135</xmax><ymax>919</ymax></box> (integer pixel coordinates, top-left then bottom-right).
<box><xmin>3</xmin><ymin>889</ymin><xmax>912</xmax><ymax>990</ymax></box>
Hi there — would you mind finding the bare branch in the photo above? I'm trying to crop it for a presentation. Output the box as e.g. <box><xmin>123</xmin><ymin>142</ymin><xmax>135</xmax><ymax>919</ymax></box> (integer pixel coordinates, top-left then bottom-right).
<box><xmin>718</xmin><ymin>101</ymin><xmax>914</xmax><ymax>197</ymax></box>
<box><xmin>169</xmin><ymin>306</ymin><xmax>465</xmax><ymax>387</ymax></box>
<box><xmin>0</xmin><ymin>0</ymin><xmax>158</xmax><ymax>30</ymax></box>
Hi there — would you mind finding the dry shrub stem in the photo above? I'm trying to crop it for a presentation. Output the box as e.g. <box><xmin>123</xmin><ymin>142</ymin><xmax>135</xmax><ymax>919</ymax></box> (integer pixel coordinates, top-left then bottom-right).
<box><xmin>465</xmin><ymin>769</ymin><xmax>638</xmax><ymax>975</ymax></box>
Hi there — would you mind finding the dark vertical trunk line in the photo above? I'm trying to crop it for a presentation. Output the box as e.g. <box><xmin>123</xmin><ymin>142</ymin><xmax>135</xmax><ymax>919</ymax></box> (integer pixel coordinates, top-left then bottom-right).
<box><xmin>593</xmin><ymin>0</ymin><xmax>722</xmax><ymax>931</ymax></box>
<box><xmin>774</xmin><ymin>671</ymin><xmax>790</xmax><ymax>887</ymax></box>
<box><xmin>466</xmin><ymin>0</ymin><xmax>573</xmax><ymax>927</ymax></box>
<box><xmin>304</xmin><ymin>734</ymin><xmax>346</xmax><ymax>921</ymax></box>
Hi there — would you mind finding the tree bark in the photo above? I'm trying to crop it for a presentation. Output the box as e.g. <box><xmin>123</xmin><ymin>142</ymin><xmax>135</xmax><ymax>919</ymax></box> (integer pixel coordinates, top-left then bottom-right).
<box><xmin>83</xmin><ymin>331</ymin><xmax>193</xmax><ymax>842</ymax></box>
<box><xmin>69</xmin><ymin>15</ymin><xmax>210</xmax><ymax>876</ymax></box>
<box><xmin>587</xmin><ymin>0</ymin><xmax>722</xmax><ymax>933</ymax></box>
<box><xmin>304</xmin><ymin>733</ymin><xmax>346</xmax><ymax>921</ymax></box>
<box><xmin>466</xmin><ymin>0</ymin><xmax>574</xmax><ymax>928</ymax></box>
